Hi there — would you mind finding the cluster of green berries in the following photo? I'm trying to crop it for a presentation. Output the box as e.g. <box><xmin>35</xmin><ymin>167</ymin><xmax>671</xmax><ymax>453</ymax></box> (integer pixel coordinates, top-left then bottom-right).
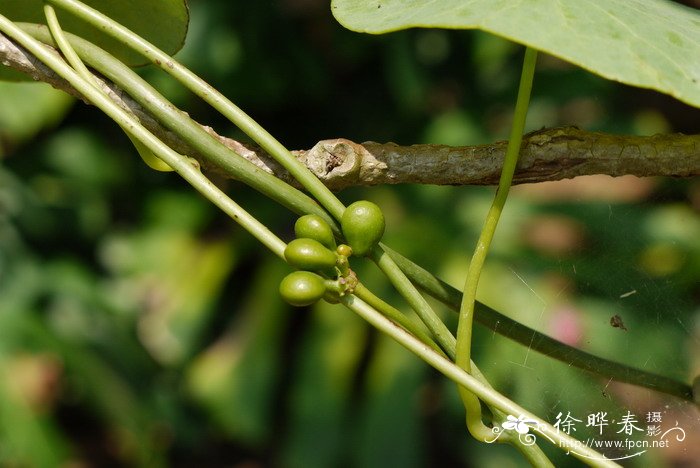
<box><xmin>279</xmin><ymin>201</ymin><xmax>385</xmax><ymax>307</ymax></box>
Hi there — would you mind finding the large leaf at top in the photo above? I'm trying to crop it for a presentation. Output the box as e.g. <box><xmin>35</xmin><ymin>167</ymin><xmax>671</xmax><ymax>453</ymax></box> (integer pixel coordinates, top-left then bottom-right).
<box><xmin>331</xmin><ymin>0</ymin><xmax>700</xmax><ymax>109</ymax></box>
<box><xmin>1</xmin><ymin>0</ymin><xmax>188</xmax><ymax>74</ymax></box>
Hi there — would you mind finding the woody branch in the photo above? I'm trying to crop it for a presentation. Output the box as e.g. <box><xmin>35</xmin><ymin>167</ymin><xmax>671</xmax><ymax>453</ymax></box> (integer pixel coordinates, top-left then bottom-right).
<box><xmin>2</xmin><ymin>32</ymin><xmax>698</xmax><ymax>189</ymax></box>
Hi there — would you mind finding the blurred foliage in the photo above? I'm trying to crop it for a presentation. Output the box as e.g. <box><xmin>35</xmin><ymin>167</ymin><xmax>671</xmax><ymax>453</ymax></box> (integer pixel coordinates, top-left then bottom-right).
<box><xmin>0</xmin><ymin>1</ymin><xmax>699</xmax><ymax>467</ymax></box>
<box><xmin>0</xmin><ymin>0</ymin><xmax>189</xmax><ymax>72</ymax></box>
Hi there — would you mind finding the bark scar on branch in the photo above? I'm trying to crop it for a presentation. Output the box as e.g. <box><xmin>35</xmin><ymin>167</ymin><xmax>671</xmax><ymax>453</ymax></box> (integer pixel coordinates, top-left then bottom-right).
<box><xmin>1</xmin><ymin>32</ymin><xmax>698</xmax><ymax>189</ymax></box>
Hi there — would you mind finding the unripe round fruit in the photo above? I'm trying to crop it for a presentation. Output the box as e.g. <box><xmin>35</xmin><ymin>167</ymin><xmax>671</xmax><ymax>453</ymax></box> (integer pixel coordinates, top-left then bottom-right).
<box><xmin>279</xmin><ymin>271</ymin><xmax>327</xmax><ymax>306</ymax></box>
<box><xmin>336</xmin><ymin>244</ymin><xmax>353</xmax><ymax>258</ymax></box>
<box><xmin>294</xmin><ymin>214</ymin><xmax>336</xmax><ymax>250</ymax></box>
<box><xmin>341</xmin><ymin>201</ymin><xmax>385</xmax><ymax>256</ymax></box>
<box><xmin>284</xmin><ymin>238</ymin><xmax>338</xmax><ymax>271</ymax></box>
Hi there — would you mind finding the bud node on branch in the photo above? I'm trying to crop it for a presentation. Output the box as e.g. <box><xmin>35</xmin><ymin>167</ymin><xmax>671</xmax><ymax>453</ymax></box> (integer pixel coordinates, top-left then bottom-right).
<box><xmin>1</xmin><ymin>32</ymin><xmax>698</xmax><ymax>189</ymax></box>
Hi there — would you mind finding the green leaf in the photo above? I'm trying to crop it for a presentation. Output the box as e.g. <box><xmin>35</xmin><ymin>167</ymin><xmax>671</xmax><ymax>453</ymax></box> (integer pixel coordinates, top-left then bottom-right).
<box><xmin>331</xmin><ymin>0</ymin><xmax>700</xmax><ymax>108</ymax></box>
<box><xmin>1</xmin><ymin>0</ymin><xmax>188</xmax><ymax>71</ymax></box>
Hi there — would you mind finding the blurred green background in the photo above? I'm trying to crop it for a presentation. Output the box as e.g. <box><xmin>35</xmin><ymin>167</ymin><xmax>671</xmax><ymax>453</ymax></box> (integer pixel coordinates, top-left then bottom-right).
<box><xmin>0</xmin><ymin>1</ymin><xmax>699</xmax><ymax>467</ymax></box>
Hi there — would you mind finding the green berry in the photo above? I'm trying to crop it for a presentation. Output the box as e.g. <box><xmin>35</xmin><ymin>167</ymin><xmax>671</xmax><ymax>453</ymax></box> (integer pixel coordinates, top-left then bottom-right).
<box><xmin>284</xmin><ymin>238</ymin><xmax>338</xmax><ymax>271</ymax></box>
<box><xmin>294</xmin><ymin>214</ymin><xmax>336</xmax><ymax>250</ymax></box>
<box><xmin>341</xmin><ymin>200</ymin><xmax>385</xmax><ymax>256</ymax></box>
<box><xmin>336</xmin><ymin>244</ymin><xmax>353</xmax><ymax>258</ymax></box>
<box><xmin>279</xmin><ymin>271</ymin><xmax>327</xmax><ymax>306</ymax></box>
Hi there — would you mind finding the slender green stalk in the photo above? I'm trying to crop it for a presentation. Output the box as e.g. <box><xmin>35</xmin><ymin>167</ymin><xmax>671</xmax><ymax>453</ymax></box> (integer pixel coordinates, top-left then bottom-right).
<box><xmin>385</xmin><ymin>246</ymin><xmax>695</xmax><ymax>402</ymax></box>
<box><xmin>370</xmin><ymin>247</ymin><xmax>457</xmax><ymax>359</ymax></box>
<box><xmin>342</xmin><ymin>294</ymin><xmax>619</xmax><ymax>468</ymax></box>
<box><xmin>454</xmin><ymin>48</ymin><xmax>537</xmax><ymax>438</ymax></box>
<box><xmin>355</xmin><ymin>282</ymin><xmax>553</xmax><ymax>462</ymax></box>
<box><xmin>18</xmin><ymin>23</ymin><xmax>335</xmax><ymax>229</ymax></box>
<box><xmin>0</xmin><ymin>16</ymin><xmax>287</xmax><ymax>259</ymax></box>
<box><xmin>353</xmin><ymin>283</ymin><xmax>442</xmax><ymax>355</ymax></box>
<box><xmin>45</xmin><ymin>0</ymin><xmax>347</xmax><ymax>220</ymax></box>
<box><xmin>44</xmin><ymin>4</ymin><xmax>90</xmax><ymax>79</ymax></box>
<box><xmin>467</xmin><ymin>359</ymin><xmax>553</xmax><ymax>464</ymax></box>
<box><xmin>516</xmin><ymin>444</ymin><xmax>557</xmax><ymax>468</ymax></box>
<box><xmin>456</xmin><ymin>47</ymin><xmax>538</xmax><ymax>372</ymax></box>
<box><xmin>44</xmin><ymin>4</ymin><xmax>169</xmax><ymax>173</ymax></box>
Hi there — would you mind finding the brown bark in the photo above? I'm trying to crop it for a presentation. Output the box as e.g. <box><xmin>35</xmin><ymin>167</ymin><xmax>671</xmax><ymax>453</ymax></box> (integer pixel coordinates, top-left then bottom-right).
<box><xmin>2</xmin><ymin>33</ymin><xmax>698</xmax><ymax>189</ymax></box>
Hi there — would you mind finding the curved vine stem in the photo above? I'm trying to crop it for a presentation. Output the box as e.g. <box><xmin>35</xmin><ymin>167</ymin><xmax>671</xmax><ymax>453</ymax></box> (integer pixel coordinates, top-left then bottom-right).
<box><xmin>343</xmin><ymin>294</ymin><xmax>618</xmax><ymax>467</ymax></box>
<box><xmin>43</xmin><ymin>3</ymin><xmax>173</xmax><ymax>173</ymax></box>
<box><xmin>455</xmin><ymin>47</ymin><xmax>538</xmax><ymax>439</ymax></box>
<box><xmin>370</xmin><ymin>247</ymin><xmax>458</xmax><ymax>359</ymax></box>
<box><xmin>43</xmin><ymin>4</ymin><xmax>89</xmax><ymax>78</ymax></box>
<box><xmin>384</xmin><ymin>246</ymin><xmax>695</xmax><ymax>402</ymax></box>
<box><xmin>353</xmin><ymin>283</ymin><xmax>443</xmax><ymax>354</ymax></box>
<box><xmin>354</xmin><ymin>281</ymin><xmax>553</xmax><ymax>463</ymax></box>
<box><xmin>45</xmin><ymin>0</ymin><xmax>346</xmax><ymax>221</ymax></box>
<box><xmin>0</xmin><ymin>16</ymin><xmax>288</xmax><ymax>259</ymax></box>
<box><xmin>16</xmin><ymin>23</ymin><xmax>336</xmax><ymax>228</ymax></box>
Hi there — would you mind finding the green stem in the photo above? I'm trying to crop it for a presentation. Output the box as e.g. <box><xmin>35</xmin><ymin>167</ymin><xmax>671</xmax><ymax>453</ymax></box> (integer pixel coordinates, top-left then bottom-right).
<box><xmin>0</xmin><ymin>16</ymin><xmax>287</xmax><ymax>259</ymax></box>
<box><xmin>468</xmin><ymin>363</ymin><xmax>554</xmax><ymax>465</ymax></box>
<box><xmin>43</xmin><ymin>5</ymin><xmax>171</xmax><ymax>173</ymax></box>
<box><xmin>455</xmin><ymin>47</ymin><xmax>538</xmax><ymax>436</ymax></box>
<box><xmin>43</xmin><ymin>4</ymin><xmax>90</xmax><ymax>79</ymax></box>
<box><xmin>45</xmin><ymin>0</ymin><xmax>347</xmax><ymax>221</ymax></box>
<box><xmin>354</xmin><ymin>283</ymin><xmax>445</xmax><ymax>356</ymax></box>
<box><xmin>17</xmin><ymin>22</ymin><xmax>336</xmax><ymax>231</ymax></box>
<box><xmin>356</xmin><ymin>281</ymin><xmax>553</xmax><ymax>462</ymax></box>
<box><xmin>342</xmin><ymin>294</ymin><xmax>619</xmax><ymax>468</ymax></box>
<box><xmin>385</xmin><ymin>246</ymin><xmax>695</xmax><ymax>402</ymax></box>
<box><xmin>518</xmin><ymin>446</ymin><xmax>557</xmax><ymax>468</ymax></box>
<box><xmin>371</xmin><ymin>247</ymin><xmax>457</xmax><ymax>360</ymax></box>
<box><xmin>457</xmin><ymin>47</ymin><xmax>537</xmax><ymax>370</ymax></box>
